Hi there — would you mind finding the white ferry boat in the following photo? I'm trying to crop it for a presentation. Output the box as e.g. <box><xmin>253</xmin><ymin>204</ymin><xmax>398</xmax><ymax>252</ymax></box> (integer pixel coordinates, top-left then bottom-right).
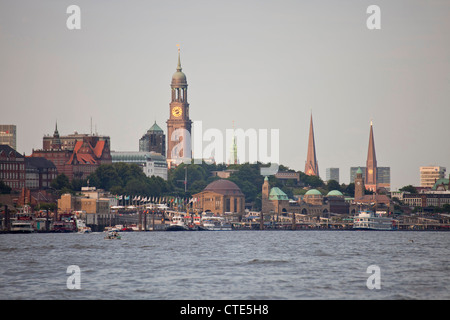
<box><xmin>199</xmin><ymin>216</ymin><xmax>232</xmax><ymax>231</ymax></box>
<box><xmin>10</xmin><ymin>206</ymin><xmax>34</xmax><ymax>233</ymax></box>
<box><xmin>353</xmin><ymin>210</ymin><xmax>394</xmax><ymax>231</ymax></box>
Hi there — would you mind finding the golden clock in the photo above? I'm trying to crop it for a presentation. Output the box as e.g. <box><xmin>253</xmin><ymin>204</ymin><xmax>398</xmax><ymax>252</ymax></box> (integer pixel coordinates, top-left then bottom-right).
<box><xmin>172</xmin><ymin>106</ymin><xmax>182</xmax><ymax>117</ymax></box>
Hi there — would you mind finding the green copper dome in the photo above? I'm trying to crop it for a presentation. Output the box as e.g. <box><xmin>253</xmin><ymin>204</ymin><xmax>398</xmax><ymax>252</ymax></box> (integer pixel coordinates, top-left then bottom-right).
<box><xmin>269</xmin><ymin>187</ymin><xmax>289</xmax><ymax>200</ymax></box>
<box><xmin>305</xmin><ymin>189</ymin><xmax>322</xmax><ymax>196</ymax></box>
<box><xmin>327</xmin><ymin>190</ymin><xmax>343</xmax><ymax>197</ymax></box>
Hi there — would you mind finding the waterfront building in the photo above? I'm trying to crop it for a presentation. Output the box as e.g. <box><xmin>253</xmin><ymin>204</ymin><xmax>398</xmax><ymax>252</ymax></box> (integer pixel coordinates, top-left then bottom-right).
<box><xmin>139</xmin><ymin>122</ymin><xmax>166</xmax><ymax>156</ymax></box>
<box><xmin>58</xmin><ymin>187</ymin><xmax>117</xmax><ymax>230</ymax></box>
<box><xmin>192</xmin><ymin>179</ymin><xmax>245</xmax><ymax>216</ymax></box>
<box><xmin>0</xmin><ymin>125</ymin><xmax>16</xmax><ymax>150</ymax></box>
<box><xmin>304</xmin><ymin>114</ymin><xmax>319</xmax><ymax>176</ymax></box>
<box><xmin>326</xmin><ymin>168</ymin><xmax>339</xmax><ymax>183</ymax></box>
<box><xmin>24</xmin><ymin>157</ymin><xmax>57</xmax><ymax>190</ymax></box>
<box><xmin>261</xmin><ymin>177</ymin><xmax>346</xmax><ymax>216</ymax></box>
<box><xmin>0</xmin><ymin>144</ymin><xmax>25</xmax><ymax>191</ymax></box>
<box><xmin>167</xmin><ymin>47</ymin><xmax>192</xmax><ymax>168</ymax></box>
<box><xmin>111</xmin><ymin>151</ymin><xmax>168</xmax><ymax>180</ymax></box>
<box><xmin>33</xmin><ymin>124</ymin><xmax>112</xmax><ymax>181</ymax></box>
<box><xmin>420</xmin><ymin>166</ymin><xmax>446</xmax><ymax>188</ymax></box>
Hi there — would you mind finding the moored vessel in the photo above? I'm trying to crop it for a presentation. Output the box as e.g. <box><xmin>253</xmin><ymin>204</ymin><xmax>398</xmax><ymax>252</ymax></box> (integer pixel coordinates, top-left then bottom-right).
<box><xmin>353</xmin><ymin>210</ymin><xmax>395</xmax><ymax>231</ymax></box>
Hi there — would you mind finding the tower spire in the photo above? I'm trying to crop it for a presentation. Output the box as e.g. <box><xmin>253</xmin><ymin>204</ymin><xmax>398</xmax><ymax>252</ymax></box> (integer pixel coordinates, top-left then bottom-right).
<box><xmin>365</xmin><ymin>120</ymin><xmax>377</xmax><ymax>191</ymax></box>
<box><xmin>176</xmin><ymin>44</ymin><xmax>182</xmax><ymax>72</ymax></box>
<box><xmin>305</xmin><ymin>113</ymin><xmax>319</xmax><ymax>176</ymax></box>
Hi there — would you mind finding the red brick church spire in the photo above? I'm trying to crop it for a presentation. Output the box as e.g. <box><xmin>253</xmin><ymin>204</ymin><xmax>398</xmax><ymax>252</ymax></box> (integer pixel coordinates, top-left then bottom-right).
<box><xmin>365</xmin><ymin>120</ymin><xmax>377</xmax><ymax>191</ymax></box>
<box><xmin>305</xmin><ymin>113</ymin><xmax>319</xmax><ymax>176</ymax></box>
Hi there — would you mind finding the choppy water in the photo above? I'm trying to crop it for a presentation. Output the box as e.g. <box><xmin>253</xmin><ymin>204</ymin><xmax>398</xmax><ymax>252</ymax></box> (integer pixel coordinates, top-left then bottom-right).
<box><xmin>0</xmin><ymin>231</ymin><xmax>449</xmax><ymax>300</ymax></box>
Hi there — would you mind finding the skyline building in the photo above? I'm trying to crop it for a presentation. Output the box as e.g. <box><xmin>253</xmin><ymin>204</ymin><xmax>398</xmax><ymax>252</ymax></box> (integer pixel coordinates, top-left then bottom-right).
<box><xmin>420</xmin><ymin>166</ymin><xmax>446</xmax><ymax>188</ymax></box>
<box><xmin>166</xmin><ymin>47</ymin><xmax>192</xmax><ymax>168</ymax></box>
<box><xmin>0</xmin><ymin>125</ymin><xmax>16</xmax><ymax>150</ymax></box>
<box><xmin>139</xmin><ymin>121</ymin><xmax>166</xmax><ymax>156</ymax></box>
<box><xmin>304</xmin><ymin>113</ymin><xmax>319</xmax><ymax>177</ymax></box>
<box><xmin>326</xmin><ymin>168</ymin><xmax>339</xmax><ymax>183</ymax></box>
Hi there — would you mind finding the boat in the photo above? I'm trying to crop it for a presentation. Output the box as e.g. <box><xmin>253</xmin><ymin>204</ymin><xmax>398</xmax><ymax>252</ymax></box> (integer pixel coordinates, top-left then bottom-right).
<box><xmin>353</xmin><ymin>210</ymin><xmax>395</xmax><ymax>231</ymax></box>
<box><xmin>52</xmin><ymin>214</ymin><xmax>77</xmax><ymax>233</ymax></box>
<box><xmin>199</xmin><ymin>216</ymin><xmax>232</xmax><ymax>231</ymax></box>
<box><xmin>76</xmin><ymin>218</ymin><xmax>92</xmax><ymax>233</ymax></box>
<box><xmin>104</xmin><ymin>230</ymin><xmax>122</xmax><ymax>240</ymax></box>
<box><xmin>10</xmin><ymin>206</ymin><xmax>35</xmax><ymax>233</ymax></box>
<box><xmin>166</xmin><ymin>214</ymin><xmax>189</xmax><ymax>231</ymax></box>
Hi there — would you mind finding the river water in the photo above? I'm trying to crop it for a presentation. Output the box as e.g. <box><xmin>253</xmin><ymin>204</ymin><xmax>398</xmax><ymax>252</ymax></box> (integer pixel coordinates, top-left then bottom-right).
<box><xmin>0</xmin><ymin>230</ymin><xmax>449</xmax><ymax>300</ymax></box>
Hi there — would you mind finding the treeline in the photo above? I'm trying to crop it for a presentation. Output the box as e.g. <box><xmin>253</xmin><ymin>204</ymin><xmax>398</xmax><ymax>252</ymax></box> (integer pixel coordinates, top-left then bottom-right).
<box><xmin>46</xmin><ymin>162</ymin><xmax>358</xmax><ymax>210</ymax></box>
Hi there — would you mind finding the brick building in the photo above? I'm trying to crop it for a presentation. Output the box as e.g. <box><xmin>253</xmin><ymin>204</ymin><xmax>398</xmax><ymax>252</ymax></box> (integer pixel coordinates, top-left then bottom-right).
<box><xmin>0</xmin><ymin>144</ymin><xmax>25</xmax><ymax>191</ymax></box>
<box><xmin>32</xmin><ymin>124</ymin><xmax>112</xmax><ymax>181</ymax></box>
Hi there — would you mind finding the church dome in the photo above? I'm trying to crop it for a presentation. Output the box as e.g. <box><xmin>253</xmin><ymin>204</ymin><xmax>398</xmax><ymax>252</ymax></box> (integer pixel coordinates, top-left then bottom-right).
<box><xmin>172</xmin><ymin>71</ymin><xmax>187</xmax><ymax>84</ymax></box>
<box><xmin>204</xmin><ymin>179</ymin><xmax>244</xmax><ymax>196</ymax></box>
<box><xmin>327</xmin><ymin>190</ymin><xmax>343</xmax><ymax>197</ymax></box>
<box><xmin>305</xmin><ymin>189</ymin><xmax>322</xmax><ymax>196</ymax></box>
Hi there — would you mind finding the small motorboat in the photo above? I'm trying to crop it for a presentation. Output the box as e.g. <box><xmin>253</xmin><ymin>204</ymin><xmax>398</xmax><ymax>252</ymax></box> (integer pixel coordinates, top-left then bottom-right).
<box><xmin>104</xmin><ymin>230</ymin><xmax>122</xmax><ymax>240</ymax></box>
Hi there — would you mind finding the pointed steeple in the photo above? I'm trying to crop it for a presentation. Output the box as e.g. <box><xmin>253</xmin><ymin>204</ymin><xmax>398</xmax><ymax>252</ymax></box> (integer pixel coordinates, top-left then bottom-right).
<box><xmin>177</xmin><ymin>45</ymin><xmax>182</xmax><ymax>71</ymax></box>
<box><xmin>365</xmin><ymin>120</ymin><xmax>377</xmax><ymax>189</ymax></box>
<box><xmin>305</xmin><ymin>113</ymin><xmax>319</xmax><ymax>176</ymax></box>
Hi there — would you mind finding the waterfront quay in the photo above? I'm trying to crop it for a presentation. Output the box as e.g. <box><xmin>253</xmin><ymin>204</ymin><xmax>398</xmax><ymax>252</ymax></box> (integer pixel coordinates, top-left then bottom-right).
<box><xmin>1</xmin><ymin>204</ymin><xmax>450</xmax><ymax>233</ymax></box>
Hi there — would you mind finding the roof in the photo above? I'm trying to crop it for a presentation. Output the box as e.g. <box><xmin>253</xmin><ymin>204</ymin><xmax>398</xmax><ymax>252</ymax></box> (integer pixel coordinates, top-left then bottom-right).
<box><xmin>148</xmin><ymin>122</ymin><xmax>163</xmax><ymax>132</ymax></box>
<box><xmin>269</xmin><ymin>187</ymin><xmax>289</xmax><ymax>200</ymax></box>
<box><xmin>203</xmin><ymin>179</ymin><xmax>244</xmax><ymax>196</ymax></box>
<box><xmin>432</xmin><ymin>178</ymin><xmax>449</xmax><ymax>190</ymax></box>
<box><xmin>0</xmin><ymin>144</ymin><xmax>23</xmax><ymax>158</ymax></box>
<box><xmin>25</xmin><ymin>157</ymin><xmax>56</xmax><ymax>169</ymax></box>
<box><xmin>305</xmin><ymin>189</ymin><xmax>322</xmax><ymax>196</ymax></box>
<box><xmin>327</xmin><ymin>190</ymin><xmax>343</xmax><ymax>197</ymax></box>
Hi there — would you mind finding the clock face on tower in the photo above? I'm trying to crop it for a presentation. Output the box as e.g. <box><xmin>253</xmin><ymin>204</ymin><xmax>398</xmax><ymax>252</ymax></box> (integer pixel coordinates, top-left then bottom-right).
<box><xmin>172</xmin><ymin>106</ymin><xmax>182</xmax><ymax>117</ymax></box>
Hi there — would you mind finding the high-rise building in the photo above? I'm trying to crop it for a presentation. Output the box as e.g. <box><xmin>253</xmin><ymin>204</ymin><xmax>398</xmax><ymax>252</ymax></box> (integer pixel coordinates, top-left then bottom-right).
<box><xmin>0</xmin><ymin>125</ymin><xmax>16</xmax><ymax>150</ymax></box>
<box><xmin>420</xmin><ymin>166</ymin><xmax>446</xmax><ymax>188</ymax></box>
<box><xmin>139</xmin><ymin>122</ymin><xmax>166</xmax><ymax>156</ymax></box>
<box><xmin>166</xmin><ymin>47</ymin><xmax>192</xmax><ymax>167</ymax></box>
<box><xmin>326</xmin><ymin>168</ymin><xmax>339</xmax><ymax>183</ymax></box>
<box><xmin>304</xmin><ymin>114</ymin><xmax>319</xmax><ymax>176</ymax></box>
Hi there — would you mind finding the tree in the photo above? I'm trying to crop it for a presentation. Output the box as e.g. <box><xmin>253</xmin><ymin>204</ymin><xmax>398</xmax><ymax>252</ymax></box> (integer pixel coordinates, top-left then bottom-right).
<box><xmin>51</xmin><ymin>174</ymin><xmax>71</xmax><ymax>190</ymax></box>
<box><xmin>399</xmin><ymin>185</ymin><xmax>417</xmax><ymax>194</ymax></box>
<box><xmin>0</xmin><ymin>180</ymin><xmax>11</xmax><ymax>194</ymax></box>
<box><xmin>326</xmin><ymin>180</ymin><xmax>341</xmax><ymax>192</ymax></box>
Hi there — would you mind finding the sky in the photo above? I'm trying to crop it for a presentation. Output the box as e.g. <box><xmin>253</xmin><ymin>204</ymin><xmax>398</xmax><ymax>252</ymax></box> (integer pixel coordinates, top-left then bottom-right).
<box><xmin>0</xmin><ymin>0</ymin><xmax>449</xmax><ymax>190</ymax></box>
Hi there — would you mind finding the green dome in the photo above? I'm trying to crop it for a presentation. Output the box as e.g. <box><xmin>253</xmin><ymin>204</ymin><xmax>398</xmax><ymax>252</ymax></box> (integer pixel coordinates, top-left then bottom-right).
<box><xmin>305</xmin><ymin>189</ymin><xmax>322</xmax><ymax>196</ymax></box>
<box><xmin>269</xmin><ymin>187</ymin><xmax>289</xmax><ymax>200</ymax></box>
<box><xmin>327</xmin><ymin>190</ymin><xmax>343</xmax><ymax>197</ymax></box>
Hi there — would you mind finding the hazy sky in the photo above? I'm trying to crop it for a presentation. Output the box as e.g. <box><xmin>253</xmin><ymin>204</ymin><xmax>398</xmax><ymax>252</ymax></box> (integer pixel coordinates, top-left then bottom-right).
<box><xmin>1</xmin><ymin>0</ymin><xmax>449</xmax><ymax>190</ymax></box>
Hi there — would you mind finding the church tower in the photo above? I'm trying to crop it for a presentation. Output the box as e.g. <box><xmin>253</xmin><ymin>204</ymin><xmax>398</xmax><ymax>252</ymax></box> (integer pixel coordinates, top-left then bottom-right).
<box><xmin>166</xmin><ymin>46</ymin><xmax>192</xmax><ymax>167</ymax></box>
<box><xmin>354</xmin><ymin>167</ymin><xmax>365</xmax><ymax>200</ymax></box>
<box><xmin>365</xmin><ymin>121</ymin><xmax>377</xmax><ymax>192</ymax></box>
<box><xmin>305</xmin><ymin>113</ymin><xmax>319</xmax><ymax>176</ymax></box>
<box><xmin>51</xmin><ymin>121</ymin><xmax>62</xmax><ymax>150</ymax></box>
